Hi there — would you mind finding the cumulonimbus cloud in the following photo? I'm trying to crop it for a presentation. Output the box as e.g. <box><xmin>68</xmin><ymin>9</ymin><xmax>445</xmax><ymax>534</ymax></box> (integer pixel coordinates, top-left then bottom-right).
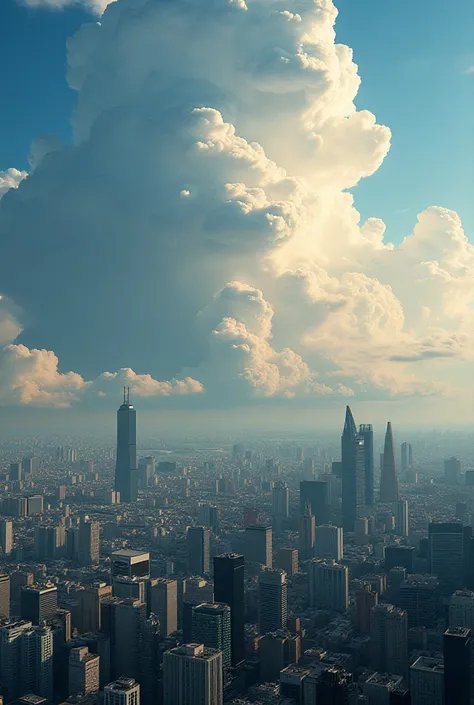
<box><xmin>0</xmin><ymin>0</ymin><xmax>471</xmax><ymax>409</ymax></box>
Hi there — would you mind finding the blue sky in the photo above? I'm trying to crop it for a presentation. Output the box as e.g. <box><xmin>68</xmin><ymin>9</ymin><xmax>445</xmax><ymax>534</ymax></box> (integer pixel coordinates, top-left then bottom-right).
<box><xmin>1</xmin><ymin>0</ymin><xmax>473</xmax><ymax>243</ymax></box>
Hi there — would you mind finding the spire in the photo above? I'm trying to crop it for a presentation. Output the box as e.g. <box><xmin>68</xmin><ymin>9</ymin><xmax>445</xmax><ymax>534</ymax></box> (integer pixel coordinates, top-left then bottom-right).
<box><xmin>379</xmin><ymin>421</ymin><xmax>399</xmax><ymax>502</ymax></box>
<box><xmin>343</xmin><ymin>405</ymin><xmax>358</xmax><ymax>438</ymax></box>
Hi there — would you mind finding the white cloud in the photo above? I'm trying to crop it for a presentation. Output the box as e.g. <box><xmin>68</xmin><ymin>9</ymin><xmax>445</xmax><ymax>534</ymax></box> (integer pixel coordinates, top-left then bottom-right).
<box><xmin>0</xmin><ymin>169</ymin><xmax>28</xmax><ymax>200</ymax></box>
<box><xmin>17</xmin><ymin>0</ymin><xmax>113</xmax><ymax>15</ymax></box>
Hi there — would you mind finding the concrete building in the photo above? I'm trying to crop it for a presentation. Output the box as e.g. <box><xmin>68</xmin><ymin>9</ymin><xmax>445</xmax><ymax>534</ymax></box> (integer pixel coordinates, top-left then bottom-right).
<box><xmin>77</xmin><ymin>583</ymin><xmax>112</xmax><ymax>633</ymax></box>
<box><xmin>399</xmin><ymin>575</ymin><xmax>438</xmax><ymax>627</ymax></box>
<box><xmin>276</xmin><ymin>548</ymin><xmax>298</xmax><ymax>577</ymax></box>
<box><xmin>149</xmin><ymin>578</ymin><xmax>177</xmax><ymax>637</ymax></box>
<box><xmin>244</xmin><ymin>525</ymin><xmax>272</xmax><ymax>567</ymax></box>
<box><xmin>363</xmin><ymin>672</ymin><xmax>403</xmax><ymax>705</ymax></box>
<box><xmin>192</xmin><ymin>602</ymin><xmax>231</xmax><ymax>671</ymax></box>
<box><xmin>314</xmin><ymin>525</ymin><xmax>343</xmax><ymax>561</ymax></box>
<box><xmin>395</xmin><ymin>500</ymin><xmax>409</xmax><ymax>537</ymax></box>
<box><xmin>308</xmin><ymin>559</ymin><xmax>348</xmax><ymax>611</ymax></box>
<box><xmin>111</xmin><ymin>550</ymin><xmax>150</xmax><ymax>579</ymax></box>
<box><xmin>0</xmin><ymin>574</ymin><xmax>10</xmax><ymax>619</ymax></box>
<box><xmin>410</xmin><ymin>656</ymin><xmax>444</xmax><ymax>705</ymax></box>
<box><xmin>0</xmin><ymin>519</ymin><xmax>13</xmax><ymax>555</ymax></box>
<box><xmin>113</xmin><ymin>600</ymin><xmax>146</xmax><ymax>681</ymax></box>
<box><xmin>370</xmin><ymin>604</ymin><xmax>408</xmax><ymax>678</ymax></box>
<box><xmin>77</xmin><ymin>521</ymin><xmax>100</xmax><ymax>566</ymax></box>
<box><xmin>0</xmin><ymin>619</ymin><xmax>33</xmax><ymax>701</ymax></box>
<box><xmin>449</xmin><ymin>590</ymin><xmax>474</xmax><ymax>630</ymax></box>
<box><xmin>258</xmin><ymin>569</ymin><xmax>288</xmax><ymax>635</ymax></box>
<box><xmin>21</xmin><ymin>585</ymin><xmax>58</xmax><ymax>625</ymax></box>
<box><xmin>429</xmin><ymin>522</ymin><xmax>464</xmax><ymax>595</ymax></box>
<box><xmin>69</xmin><ymin>647</ymin><xmax>100</xmax><ymax>695</ymax></box>
<box><xmin>163</xmin><ymin>644</ymin><xmax>223</xmax><ymax>705</ymax></box>
<box><xmin>186</xmin><ymin>527</ymin><xmax>210</xmax><ymax>575</ymax></box>
<box><xmin>355</xmin><ymin>586</ymin><xmax>378</xmax><ymax>634</ymax></box>
<box><xmin>21</xmin><ymin>625</ymin><xmax>54</xmax><ymax>700</ymax></box>
<box><xmin>104</xmin><ymin>678</ymin><xmax>140</xmax><ymax>705</ymax></box>
<box><xmin>299</xmin><ymin>507</ymin><xmax>315</xmax><ymax>561</ymax></box>
<box><xmin>272</xmin><ymin>481</ymin><xmax>289</xmax><ymax>519</ymax></box>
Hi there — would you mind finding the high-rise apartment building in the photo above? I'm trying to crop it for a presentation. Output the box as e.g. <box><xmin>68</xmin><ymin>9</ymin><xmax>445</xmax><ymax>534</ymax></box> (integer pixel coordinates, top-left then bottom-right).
<box><xmin>0</xmin><ymin>574</ymin><xmax>10</xmax><ymax>619</ymax></box>
<box><xmin>380</xmin><ymin>422</ymin><xmax>399</xmax><ymax>502</ymax></box>
<box><xmin>21</xmin><ymin>585</ymin><xmax>58</xmax><ymax>625</ymax></box>
<box><xmin>276</xmin><ymin>548</ymin><xmax>298</xmax><ymax>577</ymax></box>
<box><xmin>444</xmin><ymin>456</ymin><xmax>461</xmax><ymax>485</ymax></box>
<box><xmin>69</xmin><ymin>646</ymin><xmax>100</xmax><ymax>695</ymax></box>
<box><xmin>213</xmin><ymin>553</ymin><xmax>244</xmax><ymax>667</ymax></box>
<box><xmin>104</xmin><ymin>677</ymin><xmax>140</xmax><ymax>705</ymax></box>
<box><xmin>308</xmin><ymin>559</ymin><xmax>348</xmax><ymax>611</ymax></box>
<box><xmin>0</xmin><ymin>619</ymin><xmax>33</xmax><ymax>701</ymax></box>
<box><xmin>299</xmin><ymin>480</ymin><xmax>329</xmax><ymax>525</ymax></box>
<box><xmin>299</xmin><ymin>505</ymin><xmax>315</xmax><ymax>561</ymax></box>
<box><xmin>187</xmin><ymin>527</ymin><xmax>210</xmax><ymax>575</ymax></box>
<box><xmin>341</xmin><ymin>407</ymin><xmax>365</xmax><ymax>532</ymax></box>
<box><xmin>359</xmin><ymin>424</ymin><xmax>374</xmax><ymax>506</ymax></box>
<box><xmin>115</xmin><ymin>389</ymin><xmax>138</xmax><ymax>503</ymax></box>
<box><xmin>149</xmin><ymin>578</ymin><xmax>178</xmax><ymax>636</ymax></box>
<box><xmin>192</xmin><ymin>603</ymin><xmax>231</xmax><ymax>671</ymax></box>
<box><xmin>272</xmin><ymin>481</ymin><xmax>289</xmax><ymax>519</ymax></box>
<box><xmin>0</xmin><ymin>519</ymin><xmax>13</xmax><ymax>555</ymax></box>
<box><xmin>444</xmin><ymin>627</ymin><xmax>471</xmax><ymax>705</ymax></box>
<box><xmin>244</xmin><ymin>525</ymin><xmax>272</xmax><ymax>567</ymax></box>
<box><xmin>429</xmin><ymin>521</ymin><xmax>465</xmax><ymax>595</ymax></box>
<box><xmin>410</xmin><ymin>656</ymin><xmax>444</xmax><ymax>705</ymax></box>
<box><xmin>163</xmin><ymin>644</ymin><xmax>223</xmax><ymax>705</ymax></box>
<box><xmin>258</xmin><ymin>569</ymin><xmax>288</xmax><ymax>635</ymax></box>
<box><xmin>314</xmin><ymin>525</ymin><xmax>343</xmax><ymax>561</ymax></box>
<box><xmin>21</xmin><ymin>625</ymin><xmax>54</xmax><ymax>700</ymax></box>
<box><xmin>370</xmin><ymin>604</ymin><xmax>408</xmax><ymax>678</ymax></box>
<box><xmin>395</xmin><ymin>500</ymin><xmax>409</xmax><ymax>537</ymax></box>
<box><xmin>77</xmin><ymin>521</ymin><xmax>100</xmax><ymax>566</ymax></box>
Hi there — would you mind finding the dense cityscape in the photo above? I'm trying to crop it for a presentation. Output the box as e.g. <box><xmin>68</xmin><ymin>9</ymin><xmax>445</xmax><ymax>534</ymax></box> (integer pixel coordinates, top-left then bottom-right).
<box><xmin>0</xmin><ymin>395</ymin><xmax>473</xmax><ymax>705</ymax></box>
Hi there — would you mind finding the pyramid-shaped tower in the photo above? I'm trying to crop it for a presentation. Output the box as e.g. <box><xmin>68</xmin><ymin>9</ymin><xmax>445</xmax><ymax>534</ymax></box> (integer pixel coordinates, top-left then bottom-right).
<box><xmin>379</xmin><ymin>421</ymin><xmax>399</xmax><ymax>502</ymax></box>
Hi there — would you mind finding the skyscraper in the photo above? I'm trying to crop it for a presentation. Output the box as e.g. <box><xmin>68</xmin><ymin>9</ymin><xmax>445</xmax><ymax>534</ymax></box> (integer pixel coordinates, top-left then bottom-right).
<box><xmin>299</xmin><ymin>504</ymin><xmax>315</xmax><ymax>561</ymax></box>
<box><xmin>0</xmin><ymin>519</ymin><xmax>13</xmax><ymax>556</ymax></box>
<box><xmin>149</xmin><ymin>578</ymin><xmax>178</xmax><ymax>637</ymax></box>
<box><xmin>163</xmin><ymin>644</ymin><xmax>223</xmax><ymax>705</ymax></box>
<box><xmin>187</xmin><ymin>527</ymin><xmax>210</xmax><ymax>575</ymax></box>
<box><xmin>213</xmin><ymin>553</ymin><xmax>245</xmax><ymax>667</ymax></box>
<box><xmin>314</xmin><ymin>525</ymin><xmax>343</xmax><ymax>561</ymax></box>
<box><xmin>299</xmin><ymin>481</ymin><xmax>329</xmax><ymax>525</ymax></box>
<box><xmin>111</xmin><ymin>549</ymin><xmax>150</xmax><ymax>579</ymax></box>
<box><xmin>444</xmin><ymin>627</ymin><xmax>471</xmax><ymax>705</ymax></box>
<box><xmin>21</xmin><ymin>585</ymin><xmax>58</xmax><ymax>625</ymax></box>
<box><xmin>444</xmin><ymin>457</ymin><xmax>461</xmax><ymax>485</ymax></box>
<box><xmin>308</xmin><ymin>559</ymin><xmax>348</xmax><ymax>612</ymax></box>
<box><xmin>113</xmin><ymin>599</ymin><xmax>146</xmax><ymax>681</ymax></box>
<box><xmin>359</xmin><ymin>424</ymin><xmax>374</xmax><ymax>506</ymax></box>
<box><xmin>104</xmin><ymin>678</ymin><xmax>140</xmax><ymax>705</ymax></box>
<box><xmin>379</xmin><ymin>422</ymin><xmax>399</xmax><ymax>502</ymax></box>
<box><xmin>429</xmin><ymin>521</ymin><xmax>465</xmax><ymax>595</ymax></box>
<box><xmin>395</xmin><ymin>500</ymin><xmax>409</xmax><ymax>537</ymax></box>
<box><xmin>21</xmin><ymin>625</ymin><xmax>54</xmax><ymax>700</ymax></box>
<box><xmin>0</xmin><ymin>574</ymin><xmax>10</xmax><ymax>619</ymax></box>
<box><xmin>244</xmin><ymin>525</ymin><xmax>272</xmax><ymax>567</ymax></box>
<box><xmin>77</xmin><ymin>520</ymin><xmax>100</xmax><ymax>566</ymax></box>
<box><xmin>341</xmin><ymin>406</ymin><xmax>365</xmax><ymax>532</ymax></box>
<box><xmin>410</xmin><ymin>656</ymin><xmax>444</xmax><ymax>705</ymax></box>
<box><xmin>277</xmin><ymin>548</ymin><xmax>298</xmax><ymax>577</ymax></box>
<box><xmin>192</xmin><ymin>603</ymin><xmax>231</xmax><ymax>671</ymax></box>
<box><xmin>450</xmin><ymin>590</ymin><xmax>474</xmax><ymax>630</ymax></box>
<box><xmin>258</xmin><ymin>569</ymin><xmax>288</xmax><ymax>635</ymax></box>
<box><xmin>0</xmin><ymin>619</ymin><xmax>33</xmax><ymax>701</ymax></box>
<box><xmin>371</xmin><ymin>604</ymin><xmax>408</xmax><ymax>678</ymax></box>
<box><xmin>115</xmin><ymin>388</ymin><xmax>137</xmax><ymax>503</ymax></box>
<box><xmin>69</xmin><ymin>646</ymin><xmax>100</xmax><ymax>695</ymax></box>
<box><xmin>355</xmin><ymin>586</ymin><xmax>378</xmax><ymax>634</ymax></box>
<box><xmin>272</xmin><ymin>481</ymin><xmax>289</xmax><ymax>520</ymax></box>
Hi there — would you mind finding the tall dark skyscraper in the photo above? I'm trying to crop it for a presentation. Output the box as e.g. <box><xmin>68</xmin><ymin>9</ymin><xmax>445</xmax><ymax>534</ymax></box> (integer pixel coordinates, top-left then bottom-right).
<box><xmin>444</xmin><ymin>627</ymin><xmax>471</xmax><ymax>705</ymax></box>
<box><xmin>379</xmin><ymin>422</ymin><xmax>399</xmax><ymax>502</ymax></box>
<box><xmin>300</xmin><ymin>480</ymin><xmax>329</xmax><ymax>525</ymax></box>
<box><xmin>359</xmin><ymin>424</ymin><xmax>374</xmax><ymax>506</ymax></box>
<box><xmin>214</xmin><ymin>553</ymin><xmax>245</xmax><ymax>667</ymax></box>
<box><xmin>341</xmin><ymin>406</ymin><xmax>365</xmax><ymax>532</ymax></box>
<box><xmin>115</xmin><ymin>388</ymin><xmax>137</xmax><ymax>503</ymax></box>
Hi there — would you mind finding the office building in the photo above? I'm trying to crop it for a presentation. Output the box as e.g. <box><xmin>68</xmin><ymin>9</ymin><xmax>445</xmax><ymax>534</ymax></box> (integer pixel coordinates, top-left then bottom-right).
<box><xmin>299</xmin><ymin>505</ymin><xmax>315</xmax><ymax>561</ymax></box>
<box><xmin>192</xmin><ymin>602</ymin><xmax>231</xmax><ymax>671</ymax></box>
<box><xmin>115</xmin><ymin>389</ymin><xmax>138</xmax><ymax>503</ymax></box>
<box><xmin>0</xmin><ymin>574</ymin><xmax>10</xmax><ymax>619</ymax></box>
<box><xmin>77</xmin><ymin>520</ymin><xmax>100</xmax><ymax>566</ymax></box>
<box><xmin>429</xmin><ymin>521</ymin><xmax>464</xmax><ymax>595</ymax></box>
<box><xmin>21</xmin><ymin>585</ymin><xmax>58</xmax><ymax>625</ymax></box>
<box><xmin>0</xmin><ymin>619</ymin><xmax>33</xmax><ymax>701</ymax></box>
<box><xmin>363</xmin><ymin>673</ymin><xmax>403</xmax><ymax>704</ymax></box>
<box><xmin>213</xmin><ymin>554</ymin><xmax>244</xmax><ymax>666</ymax></box>
<box><xmin>299</xmin><ymin>480</ymin><xmax>329</xmax><ymax>525</ymax></box>
<box><xmin>244</xmin><ymin>525</ymin><xmax>272</xmax><ymax>567</ymax></box>
<box><xmin>341</xmin><ymin>406</ymin><xmax>365</xmax><ymax>532</ymax></box>
<box><xmin>371</xmin><ymin>604</ymin><xmax>408</xmax><ymax>678</ymax></box>
<box><xmin>111</xmin><ymin>550</ymin><xmax>150</xmax><ymax>579</ymax></box>
<box><xmin>163</xmin><ymin>644</ymin><xmax>223</xmax><ymax>705</ymax></box>
<box><xmin>359</xmin><ymin>424</ymin><xmax>374</xmax><ymax>506</ymax></box>
<box><xmin>399</xmin><ymin>575</ymin><xmax>438</xmax><ymax>627</ymax></box>
<box><xmin>149</xmin><ymin>578</ymin><xmax>177</xmax><ymax>636</ymax></box>
<box><xmin>314</xmin><ymin>524</ymin><xmax>343</xmax><ymax>561</ymax></box>
<box><xmin>114</xmin><ymin>599</ymin><xmax>146</xmax><ymax>681</ymax></box>
<box><xmin>277</xmin><ymin>548</ymin><xmax>298</xmax><ymax>576</ymax></box>
<box><xmin>22</xmin><ymin>456</ymin><xmax>39</xmax><ymax>475</ymax></box>
<box><xmin>113</xmin><ymin>576</ymin><xmax>147</xmax><ymax>604</ymax></box>
<box><xmin>104</xmin><ymin>678</ymin><xmax>140</xmax><ymax>705</ymax></box>
<box><xmin>78</xmin><ymin>583</ymin><xmax>112</xmax><ymax>633</ymax></box>
<box><xmin>187</xmin><ymin>526</ymin><xmax>210</xmax><ymax>575</ymax></box>
<box><xmin>272</xmin><ymin>481</ymin><xmax>289</xmax><ymax>519</ymax></box>
<box><xmin>0</xmin><ymin>519</ymin><xmax>13</xmax><ymax>556</ymax></box>
<box><xmin>197</xmin><ymin>504</ymin><xmax>220</xmax><ymax>534</ymax></box>
<box><xmin>21</xmin><ymin>625</ymin><xmax>54</xmax><ymax>700</ymax></box>
<box><xmin>410</xmin><ymin>656</ymin><xmax>444</xmax><ymax>705</ymax></box>
<box><xmin>384</xmin><ymin>545</ymin><xmax>415</xmax><ymax>572</ymax></box>
<box><xmin>260</xmin><ymin>632</ymin><xmax>301</xmax><ymax>682</ymax></box>
<box><xmin>137</xmin><ymin>457</ymin><xmax>155</xmax><ymax>489</ymax></box>
<box><xmin>450</xmin><ymin>590</ymin><xmax>474</xmax><ymax>630</ymax></box>
<box><xmin>27</xmin><ymin>495</ymin><xmax>44</xmax><ymax>515</ymax></box>
<box><xmin>401</xmin><ymin>442</ymin><xmax>412</xmax><ymax>470</ymax></box>
<box><xmin>69</xmin><ymin>646</ymin><xmax>100</xmax><ymax>695</ymax></box>
<box><xmin>444</xmin><ymin>457</ymin><xmax>461</xmax><ymax>485</ymax></box>
<box><xmin>355</xmin><ymin>586</ymin><xmax>378</xmax><ymax>634</ymax></box>
<box><xmin>395</xmin><ymin>500</ymin><xmax>409</xmax><ymax>537</ymax></box>
<box><xmin>34</xmin><ymin>524</ymin><xmax>65</xmax><ymax>561</ymax></box>
<box><xmin>9</xmin><ymin>462</ymin><xmax>22</xmax><ymax>481</ymax></box>
<box><xmin>304</xmin><ymin>667</ymin><xmax>354</xmax><ymax>704</ymax></box>
<box><xmin>258</xmin><ymin>569</ymin><xmax>288</xmax><ymax>635</ymax></box>
<box><xmin>380</xmin><ymin>422</ymin><xmax>399</xmax><ymax>502</ymax></box>
<box><xmin>308</xmin><ymin>559</ymin><xmax>348</xmax><ymax>611</ymax></box>
<box><xmin>444</xmin><ymin>627</ymin><xmax>471</xmax><ymax>705</ymax></box>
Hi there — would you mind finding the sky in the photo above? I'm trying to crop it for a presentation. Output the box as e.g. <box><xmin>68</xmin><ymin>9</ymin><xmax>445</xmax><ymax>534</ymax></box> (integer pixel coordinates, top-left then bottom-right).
<box><xmin>0</xmin><ymin>0</ymin><xmax>473</xmax><ymax>429</ymax></box>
